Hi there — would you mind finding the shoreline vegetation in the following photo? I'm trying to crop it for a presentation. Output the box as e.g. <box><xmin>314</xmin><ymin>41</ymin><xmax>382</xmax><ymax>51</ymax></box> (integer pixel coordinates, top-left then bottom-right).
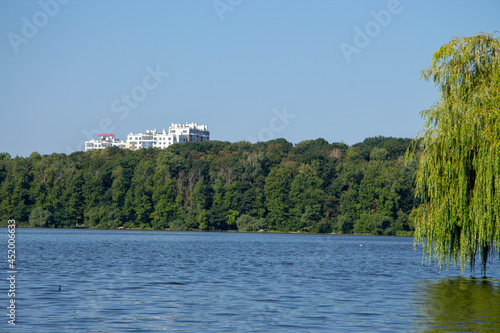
<box><xmin>0</xmin><ymin>224</ymin><xmax>414</xmax><ymax>237</ymax></box>
<box><xmin>0</xmin><ymin>136</ymin><xmax>418</xmax><ymax>236</ymax></box>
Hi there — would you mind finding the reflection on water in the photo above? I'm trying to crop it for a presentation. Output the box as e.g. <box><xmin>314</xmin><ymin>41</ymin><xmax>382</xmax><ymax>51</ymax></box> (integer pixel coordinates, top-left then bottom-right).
<box><xmin>415</xmin><ymin>278</ymin><xmax>500</xmax><ymax>332</ymax></box>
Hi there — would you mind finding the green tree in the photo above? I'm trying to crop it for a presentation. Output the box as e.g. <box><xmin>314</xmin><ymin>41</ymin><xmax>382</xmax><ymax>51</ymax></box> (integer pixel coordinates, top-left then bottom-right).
<box><xmin>236</xmin><ymin>214</ymin><xmax>266</xmax><ymax>232</ymax></box>
<box><xmin>68</xmin><ymin>171</ymin><xmax>84</xmax><ymax>224</ymax></box>
<box><xmin>289</xmin><ymin>163</ymin><xmax>326</xmax><ymax>231</ymax></box>
<box><xmin>264</xmin><ymin>167</ymin><xmax>293</xmax><ymax>231</ymax></box>
<box><xmin>131</xmin><ymin>160</ymin><xmax>154</xmax><ymax>226</ymax></box>
<box><xmin>408</xmin><ymin>33</ymin><xmax>500</xmax><ymax>276</ymax></box>
<box><xmin>192</xmin><ymin>178</ymin><xmax>209</xmax><ymax>211</ymax></box>
<box><xmin>151</xmin><ymin>173</ymin><xmax>179</xmax><ymax>229</ymax></box>
<box><xmin>357</xmin><ymin>160</ymin><xmax>399</xmax><ymax>219</ymax></box>
<box><xmin>29</xmin><ymin>207</ymin><xmax>51</xmax><ymax>227</ymax></box>
<box><xmin>226</xmin><ymin>209</ymin><xmax>239</xmax><ymax>230</ymax></box>
<box><xmin>353</xmin><ymin>213</ymin><xmax>393</xmax><ymax>235</ymax></box>
<box><xmin>198</xmin><ymin>209</ymin><xmax>209</xmax><ymax>230</ymax></box>
<box><xmin>369</xmin><ymin>147</ymin><xmax>388</xmax><ymax>161</ymax></box>
<box><xmin>111</xmin><ymin>166</ymin><xmax>127</xmax><ymax>209</ymax></box>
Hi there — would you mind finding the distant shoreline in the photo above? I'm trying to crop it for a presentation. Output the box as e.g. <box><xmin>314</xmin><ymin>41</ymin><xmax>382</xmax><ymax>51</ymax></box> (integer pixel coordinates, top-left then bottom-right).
<box><xmin>0</xmin><ymin>225</ymin><xmax>413</xmax><ymax>237</ymax></box>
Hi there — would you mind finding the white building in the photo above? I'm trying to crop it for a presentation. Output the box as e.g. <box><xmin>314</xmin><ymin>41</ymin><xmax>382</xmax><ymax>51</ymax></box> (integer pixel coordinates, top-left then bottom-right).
<box><xmin>126</xmin><ymin>123</ymin><xmax>209</xmax><ymax>151</ymax></box>
<box><xmin>84</xmin><ymin>134</ymin><xmax>127</xmax><ymax>152</ymax></box>
<box><xmin>126</xmin><ymin>129</ymin><xmax>157</xmax><ymax>150</ymax></box>
<box><xmin>169</xmin><ymin>122</ymin><xmax>209</xmax><ymax>143</ymax></box>
<box><xmin>84</xmin><ymin>123</ymin><xmax>209</xmax><ymax>151</ymax></box>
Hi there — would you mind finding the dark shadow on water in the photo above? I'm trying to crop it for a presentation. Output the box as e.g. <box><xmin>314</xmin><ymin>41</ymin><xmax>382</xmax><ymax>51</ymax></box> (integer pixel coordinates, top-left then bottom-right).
<box><xmin>414</xmin><ymin>277</ymin><xmax>500</xmax><ymax>332</ymax></box>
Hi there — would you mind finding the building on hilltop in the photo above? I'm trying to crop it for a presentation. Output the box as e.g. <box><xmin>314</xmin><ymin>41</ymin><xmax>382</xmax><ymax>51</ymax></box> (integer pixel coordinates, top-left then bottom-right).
<box><xmin>84</xmin><ymin>123</ymin><xmax>209</xmax><ymax>152</ymax></box>
<box><xmin>168</xmin><ymin>122</ymin><xmax>209</xmax><ymax>143</ymax></box>
<box><xmin>84</xmin><ymin>134</ymin><xmax>127</xmax><ymax>152</ymax></box>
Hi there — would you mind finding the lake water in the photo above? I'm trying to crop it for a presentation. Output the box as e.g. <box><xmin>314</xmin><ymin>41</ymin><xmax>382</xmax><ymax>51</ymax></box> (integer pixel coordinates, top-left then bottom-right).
<box><xmin>1</xmin><ymin>229</ymin><xmax>500</xmax><ymax>332</ymax></box>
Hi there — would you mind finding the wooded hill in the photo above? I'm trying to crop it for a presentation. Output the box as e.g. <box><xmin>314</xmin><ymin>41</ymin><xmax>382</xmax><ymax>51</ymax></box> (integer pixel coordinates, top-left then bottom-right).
<box><xmin>0</xmin><ymin>136</ymin><xmax>419</xmax><ymax>235</ymax></box>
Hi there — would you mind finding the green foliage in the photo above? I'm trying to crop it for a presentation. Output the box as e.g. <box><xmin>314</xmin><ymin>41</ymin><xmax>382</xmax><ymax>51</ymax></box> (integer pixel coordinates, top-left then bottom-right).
<box><xmin>226</xmin><ymin>209</ymin><xmax>239</xmax><ymax>230</ymax></box>
<box><xmin>169</xmin><ymin>219</ymin><xmax>188</xmax><ymax>231</ymax></box>
<box><xmin>264</xmin><ymin>166</ymin><xmax>293</xmax><ymax>231</ymax></box>
<box><xmin>334</xmin><ymin>214</ymin><xmax>354</xmax><ymax>234</ymax></box>
<box><xmin>289</xmin><ymin>163</ymin><xmax>326</xmax><ymax>231</ymax></box>
<box><xmin>29</xmin><ymin>207</ymin><xmax>51</xmax><ymax>227</ymax></box>
<box><xmin>236</xmin><ymin>214</ymin><xmax>266</xmax><ymax>232</ymax></box>
<box><xmin>353</xmin><ymin>213</ymin><xmax>393</xmax><ymax>235</ymax></box>
<box><xmin>408</xmin><ymin>33</ymin><xmax>500</xmax><ymax>275</ymax></box>
<box><xmin>370</xmin><ymin>147</ymin><xmax>388</xmax><ymax>161</ymax></box>
<box><xmin>1</xmin><ymin>136</ymin><xmax>418</xmax><ymax>234</ymax></box>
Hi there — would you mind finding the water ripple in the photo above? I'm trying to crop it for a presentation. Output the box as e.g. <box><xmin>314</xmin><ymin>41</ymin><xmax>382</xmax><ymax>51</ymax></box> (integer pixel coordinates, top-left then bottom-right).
<box><xmin>1</xmin><ymin>229</ymin><xmax>499</xmax><ymax>332</ymax></box>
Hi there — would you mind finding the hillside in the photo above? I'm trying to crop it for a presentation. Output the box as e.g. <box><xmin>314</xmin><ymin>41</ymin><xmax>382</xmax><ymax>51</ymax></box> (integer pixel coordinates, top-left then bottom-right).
<box><xmin>0</xmin><ymin>136</ymin><xmax>419</xmax><ymax>235</ymax></box>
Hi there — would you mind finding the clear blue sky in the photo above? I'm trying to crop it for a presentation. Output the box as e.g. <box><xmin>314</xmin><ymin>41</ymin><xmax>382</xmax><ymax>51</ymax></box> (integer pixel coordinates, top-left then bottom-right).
<box><xmin>1</xmin><ymin>0</ymin><xmax>499</xmax><ymax>157</ymax></box>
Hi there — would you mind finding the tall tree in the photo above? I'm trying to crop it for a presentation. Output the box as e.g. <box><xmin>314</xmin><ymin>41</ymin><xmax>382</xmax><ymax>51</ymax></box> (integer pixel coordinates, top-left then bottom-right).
<box><xmin>150</xmin><ymin>165</ymin><xmax>179</xmax><ymax>229</ymax></box>
<box><xmin>131</xmin><ymin>160</ymin><xmax>154</xmax><ymax>227</ymax></box>
<box><xmin>408</xmin><ymin>33</ymin><xmax>500</xmax><ymax>276</ymax></box>
<box><xmin>289</xmin><ymin>163</ymin><xmax>326</xmax><ymax>231</ymax></box>
<box><xmin>68</xmin><ymin>171</ymin><xmax>84</xmax><ymax>224</ymax></box>
<box><xmin>264</xmin><ymin>166</ymin><xmax>293</xmax><ymax>230</ymax></box>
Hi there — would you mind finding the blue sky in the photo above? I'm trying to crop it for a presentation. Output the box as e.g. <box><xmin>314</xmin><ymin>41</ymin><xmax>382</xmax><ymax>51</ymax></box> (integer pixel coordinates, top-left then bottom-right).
<box><xmin>1</xmin><ymin>0</ymin><xmax>499</xmax><ymax>157</ymax></box>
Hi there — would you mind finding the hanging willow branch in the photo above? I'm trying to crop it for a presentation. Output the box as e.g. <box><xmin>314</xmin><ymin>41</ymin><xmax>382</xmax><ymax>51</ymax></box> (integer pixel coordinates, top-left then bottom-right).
<box><xmin>407</xmin><ymin>32</ymin><xmax>500</xmax><ymax>276</ymax></box>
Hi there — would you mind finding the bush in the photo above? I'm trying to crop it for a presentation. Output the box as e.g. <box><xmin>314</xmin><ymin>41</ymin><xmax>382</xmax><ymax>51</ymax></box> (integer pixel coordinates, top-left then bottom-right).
<box><xmin>169</xmin><ymin>219</ymin><xmax>189</xmax><ymax>231</ymax></box>
<box><xmin>353</xmin><ymin>213</ymin><xmax>393</xmax><ymax>235</ymax></box>
<box><xmin>29</xmin><ymin>207</ymin><xmax>51</xmax><ymax>227</ymax></box>
<box><xmin>236</xmin><ymin>214</ymin><xmax>266</xmax><ymax>232</ymax></box>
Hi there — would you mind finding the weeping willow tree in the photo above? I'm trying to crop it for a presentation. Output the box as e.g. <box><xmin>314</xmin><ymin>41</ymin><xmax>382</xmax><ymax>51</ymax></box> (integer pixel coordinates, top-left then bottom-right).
<box><xmin>408</xmin><ymin>33</ymin><xmax>500</xmax><ymax>277</ymax></box>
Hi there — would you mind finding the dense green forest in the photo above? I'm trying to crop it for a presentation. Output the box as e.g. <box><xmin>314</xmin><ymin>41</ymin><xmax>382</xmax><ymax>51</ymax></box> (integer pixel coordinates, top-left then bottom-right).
<box><xmin>0</xmin><ymin>137</ymin><xmax>419</xmax><ymax>235</ymax></box>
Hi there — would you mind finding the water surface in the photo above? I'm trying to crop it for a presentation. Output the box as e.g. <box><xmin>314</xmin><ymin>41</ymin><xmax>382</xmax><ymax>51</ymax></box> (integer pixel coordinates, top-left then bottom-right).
<box><xmin>1</xmin><ymin>229</ymin><xmax>499</xmax><ymax>332</ymax></box>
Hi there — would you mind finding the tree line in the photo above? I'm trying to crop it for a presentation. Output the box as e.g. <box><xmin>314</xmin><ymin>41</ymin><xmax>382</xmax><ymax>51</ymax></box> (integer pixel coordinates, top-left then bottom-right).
<box><xmin>0</xmin><ymin>136</ymin><xmax>419</xmax><ymax>235</ymax></box>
